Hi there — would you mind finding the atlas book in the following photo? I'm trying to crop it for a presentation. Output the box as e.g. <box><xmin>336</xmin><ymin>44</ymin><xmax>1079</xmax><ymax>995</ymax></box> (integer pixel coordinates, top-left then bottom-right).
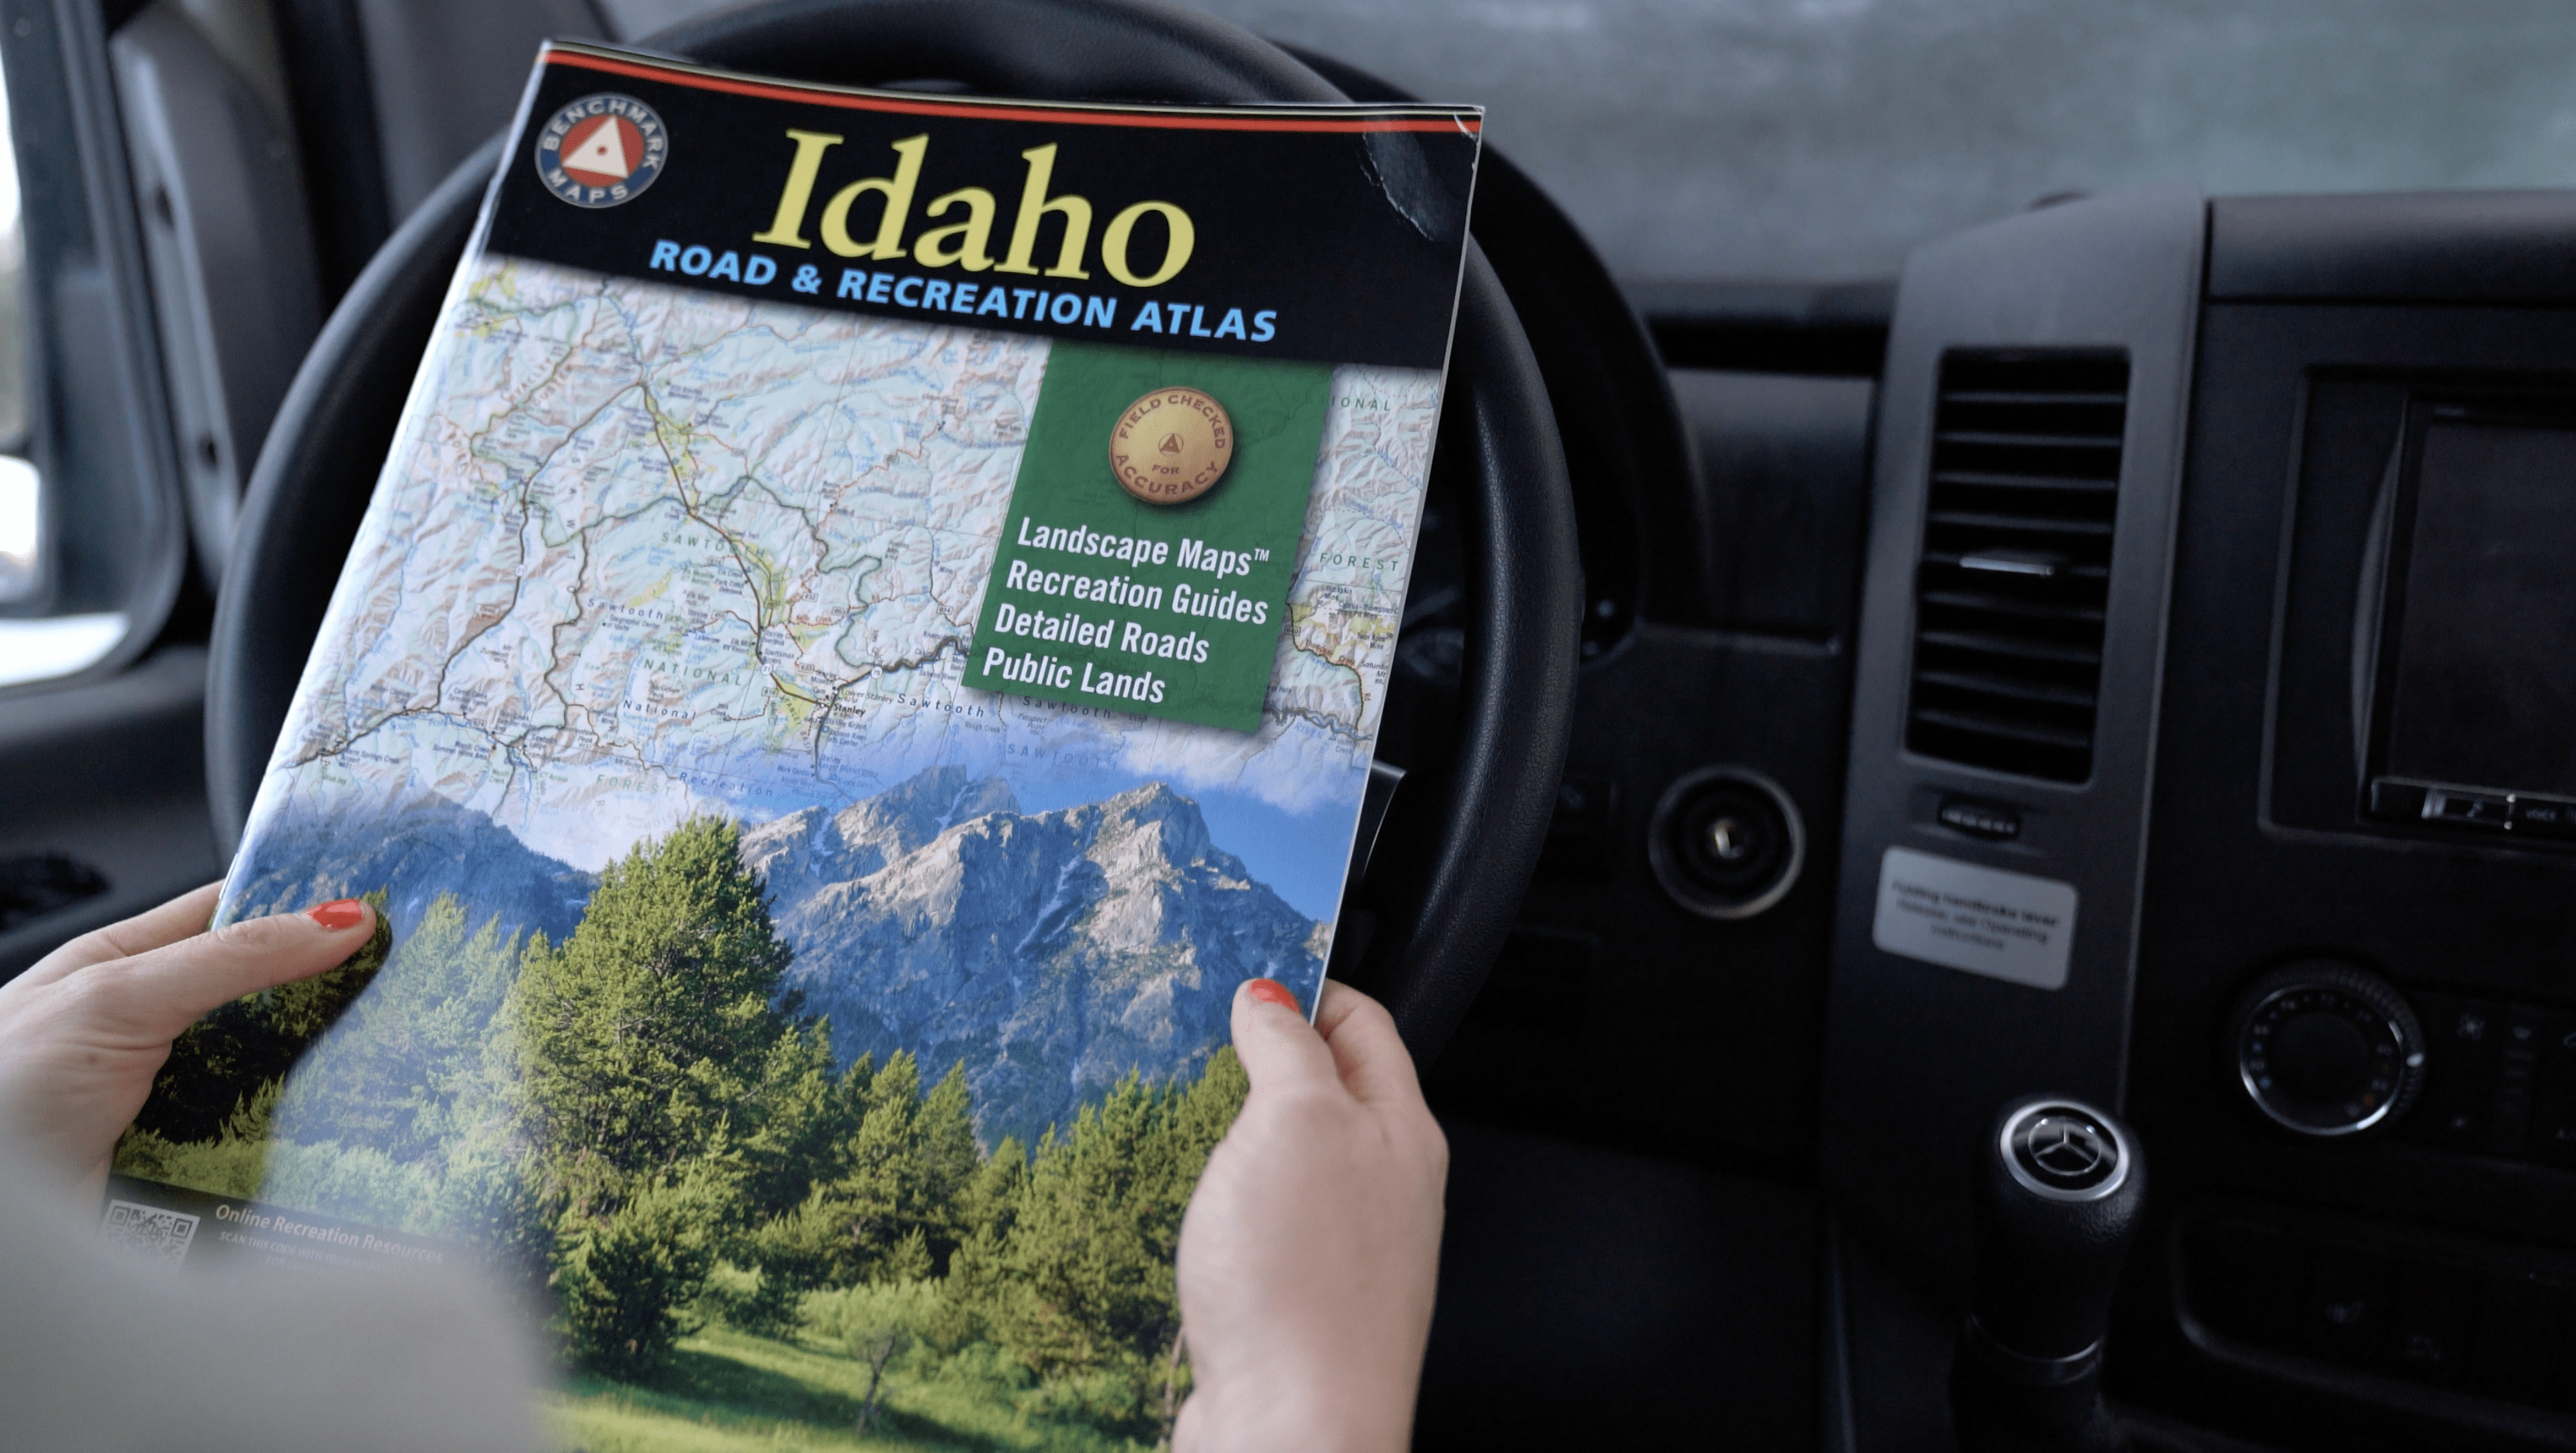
<box><xmin>103</xmin><ymin>38</ymin><xmax>1478</xmax><ymax>1448</ymax></box>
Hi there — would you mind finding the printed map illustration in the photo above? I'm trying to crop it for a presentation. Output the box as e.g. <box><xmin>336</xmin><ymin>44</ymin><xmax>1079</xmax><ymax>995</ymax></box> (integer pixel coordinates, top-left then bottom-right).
<box><xmin>223</xmin><ymin>256</ymin><xmax>1443</xmax><ymax>1140</ymax></box>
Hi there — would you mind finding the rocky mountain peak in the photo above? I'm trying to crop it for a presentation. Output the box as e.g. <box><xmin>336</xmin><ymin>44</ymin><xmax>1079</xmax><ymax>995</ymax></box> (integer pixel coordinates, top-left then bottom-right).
<box><xmin>834</xmin><ymin>765</ymin><xmax>1019</xmax><ymax>861</ymax></box>
<box><xmin>740</xmin><ymin>767</ymin><xmax>1018</xmax><ymax>911</ymax></box>
<box><xmin>1092</xmin><ymin>781</ymin><xmax>1212</xmax><ymax>850</ymax></box>
<box><xmin>763</xmin><ymin>768</ymin><xmax>1323</xmax><ymax>1145</ymax></box>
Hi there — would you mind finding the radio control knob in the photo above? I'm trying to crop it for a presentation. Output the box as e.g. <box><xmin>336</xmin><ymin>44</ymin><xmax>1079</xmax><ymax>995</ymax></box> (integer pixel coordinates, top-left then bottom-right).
<box><xmin>2229</xmin><ymin>963</ymin><xmax>2425</xmax><ymax>1137</ymax></box>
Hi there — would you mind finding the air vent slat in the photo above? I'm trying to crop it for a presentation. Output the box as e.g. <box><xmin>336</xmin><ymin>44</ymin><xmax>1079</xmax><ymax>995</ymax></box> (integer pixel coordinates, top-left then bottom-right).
<box><xmin>1924</xmin><ymin>510</ymin><xmax>2115</xmax><ymax>538</ymax></box>
<box><xmin>1909</xmin><ymin>708</ymin><xmax>2094</xmax><ymax>751</ymax></box>
<box><xmin>1916</xmin><ymin>629</ymin><xmax>2103</xmax><ymax>667</ymax></box>
<box><xmin>1934</xmin><ymin>431</ymin><xmax>2122</xmax><ymax>450</ymax></box>
<box><xmin>1932</xmin><ymin>470</ymin><xmax>2118</xmax><ymax>493</ymax></box>
<box><xmin>1940</xmin><ymin>391</ymin><xmax>2127</xmax><ymax>406</ymax></box>
<box><xmin>1918</xmin><ymin>590</ymin><xmax>2107</xmax><ymax>625</ymax></box>
<box><xmin>1906</xmin><ymin>350</ymin><xmax>2130</xmax><ymax>782</ymax></box>
<box><xmin>1913</xmin><ymin>669</ymin><xmax>2101</xmax><ymax>709</ymax></box>
<box><xmin>1923</xmin><ymin>552</ymin><xmax>2110</xmax><ymax>582</ymax></box>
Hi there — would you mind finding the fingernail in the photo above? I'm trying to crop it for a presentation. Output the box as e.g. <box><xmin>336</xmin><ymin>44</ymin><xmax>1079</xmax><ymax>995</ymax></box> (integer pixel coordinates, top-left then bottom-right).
<box><xmin>305</xmin><ymin>899</ymin><xmax>367</xmax><ymax>932</ymax></box>
<box><xmin>1244</xmin><ymin>977</ymin><xmax>1299</xmax><ymax>1012</ymax></box>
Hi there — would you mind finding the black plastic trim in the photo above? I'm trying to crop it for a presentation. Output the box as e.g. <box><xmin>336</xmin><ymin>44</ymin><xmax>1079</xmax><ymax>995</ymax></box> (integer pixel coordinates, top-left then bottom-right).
<box><xmin>1824</xmin><ymin>185</ymin><xmax>2205</xmax><ymax>1305</ymax></box>
<box><xmin>2210</xmin><ymin>191</ymin><xmax>2576</xmax><ymax>307</ymax></box>
<box><xmin>1630</xmin><ymin>279</ymin><xmax>1894</xmax><ymax>378</ymax></box>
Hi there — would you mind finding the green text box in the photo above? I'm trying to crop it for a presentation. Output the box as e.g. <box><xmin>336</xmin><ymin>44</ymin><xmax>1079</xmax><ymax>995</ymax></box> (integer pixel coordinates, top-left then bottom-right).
<box><xmin>965</xmin><ymin>341</ymin><xmax>1330</xmax><ymax>731</ymax></box>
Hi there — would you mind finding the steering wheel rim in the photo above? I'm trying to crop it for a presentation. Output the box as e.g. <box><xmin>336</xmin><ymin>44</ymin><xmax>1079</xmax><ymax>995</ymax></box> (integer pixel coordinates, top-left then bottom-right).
<box><xmin>206</xmin><ymin>0</ymin><xmax>1580</xmax><ymax>1061</ymax></box>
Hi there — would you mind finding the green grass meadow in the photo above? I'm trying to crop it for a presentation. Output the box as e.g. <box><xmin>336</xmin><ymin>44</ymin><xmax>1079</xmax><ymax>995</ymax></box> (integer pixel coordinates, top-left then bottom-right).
<box><xmin>552</xmin><ymin>1326</ymin><xmax>1139</xmax><ymax>1453</ymax></box>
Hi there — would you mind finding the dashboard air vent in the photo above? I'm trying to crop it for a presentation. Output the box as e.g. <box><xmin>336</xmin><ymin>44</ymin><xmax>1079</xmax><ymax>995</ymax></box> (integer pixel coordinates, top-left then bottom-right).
<box><xmin>1905</xmin><ymin>350</ymin><xmax>2130</xmax><ymax>782</ymax></box>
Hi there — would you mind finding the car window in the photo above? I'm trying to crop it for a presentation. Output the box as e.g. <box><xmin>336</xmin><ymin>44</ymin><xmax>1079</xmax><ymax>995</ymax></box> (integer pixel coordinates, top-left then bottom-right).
<box><xmin>0</xmin><ymin>5</ymin><xmax>196</xmax><ymax>692</ymax></box>
<box><xmin>1197</xmin><ymin>0</ymin><xmax>2576</xmax><ymax>282</ymax></box>
<box><xmin>0</xmin><ymin>51</ymin><xmax>31</xmax><ymax>608</ymax></box>
<box><xmin>0</xmin><ymin>39</ymin><xmax>119</xmax><ymax>692</ymax></box>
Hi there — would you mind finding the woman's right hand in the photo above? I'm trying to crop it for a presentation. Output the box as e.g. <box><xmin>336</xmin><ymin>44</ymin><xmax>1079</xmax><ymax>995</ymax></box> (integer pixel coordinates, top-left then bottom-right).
<box><xmin>1175</xmin><ymin>977</ymin><xmax>1450</xmax><ymax>1453</ymax></box>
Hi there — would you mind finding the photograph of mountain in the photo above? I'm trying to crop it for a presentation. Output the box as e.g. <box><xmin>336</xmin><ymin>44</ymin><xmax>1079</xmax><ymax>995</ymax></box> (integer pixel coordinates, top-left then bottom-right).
<box><xmin>226</xmin><ymin>764</ymin><xmax>1324</xmax><ymax>1148</ymax></box>
<box><xmin>744</xmin><ymin>767</ymin><xmax>1326</xmax><ymax>1148</ymax></box>
<box><xmin>120</xmin><ymin>763</ymin><xmax>1325</xmax><ymax>1448</ymax></box>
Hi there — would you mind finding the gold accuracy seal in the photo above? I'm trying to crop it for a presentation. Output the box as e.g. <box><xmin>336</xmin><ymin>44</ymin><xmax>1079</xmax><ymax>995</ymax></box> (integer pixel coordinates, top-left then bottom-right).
<box><xmin>1110</xmin><ymin>386</ymin><xmax>1233</xmax><ymax>504</ymax></box>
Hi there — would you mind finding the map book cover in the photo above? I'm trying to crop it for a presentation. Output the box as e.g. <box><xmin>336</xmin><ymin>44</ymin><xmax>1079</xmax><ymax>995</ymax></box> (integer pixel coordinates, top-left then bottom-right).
<box><xmin>103</xmin><ymin>41</ymin><xmax>1480</xmax><ymax>1449</ymax></box>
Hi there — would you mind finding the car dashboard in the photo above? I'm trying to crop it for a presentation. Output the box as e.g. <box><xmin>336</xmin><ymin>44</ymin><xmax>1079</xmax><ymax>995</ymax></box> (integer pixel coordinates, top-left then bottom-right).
<box><xmin>1411</xmin><ymin>186</ymin><xmax>2576</xmax><ymax>1451</ymax></box>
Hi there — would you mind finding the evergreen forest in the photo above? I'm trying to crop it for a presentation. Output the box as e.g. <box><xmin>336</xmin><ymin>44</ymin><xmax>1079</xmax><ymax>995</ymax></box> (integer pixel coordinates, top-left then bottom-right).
<box><xmin>117</xmin><ymin>817</ymin><xmax>1247</xmax><ymax>1451</ymax></box>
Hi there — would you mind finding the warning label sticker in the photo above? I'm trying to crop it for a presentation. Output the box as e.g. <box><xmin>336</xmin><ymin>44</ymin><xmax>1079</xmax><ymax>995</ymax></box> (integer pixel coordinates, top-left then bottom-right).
<box><xmin>1871</xmin><ymin>846</ymin><xmax>2078</xmax><ymax>990</ymax></box>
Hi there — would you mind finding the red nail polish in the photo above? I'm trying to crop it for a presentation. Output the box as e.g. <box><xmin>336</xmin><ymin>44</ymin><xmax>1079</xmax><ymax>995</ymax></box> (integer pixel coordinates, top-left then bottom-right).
<box><xmin>306</xmin><ymin>899</ymin><xmax>367</xmax><ymax>931</ymax></box>
<box><xmin>1245</xmin><ymin>977</ymin><xmax>1298</xmax><ymax>1012</ymax></box>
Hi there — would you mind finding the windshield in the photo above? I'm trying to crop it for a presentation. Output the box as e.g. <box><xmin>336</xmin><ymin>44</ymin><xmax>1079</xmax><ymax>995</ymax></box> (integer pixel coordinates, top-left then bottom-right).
<box><xmin>1199</xmin><ymin>0</ymin><xmax>2576</xmax><ymax>283</ymax></box>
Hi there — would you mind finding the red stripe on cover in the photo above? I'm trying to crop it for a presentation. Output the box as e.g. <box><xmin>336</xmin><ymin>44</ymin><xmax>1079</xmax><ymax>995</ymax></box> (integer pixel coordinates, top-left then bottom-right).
<box><xmin>544</xmin><ymin>49</ymin><xmax>1484</xmax><ymax>134</ymax></box>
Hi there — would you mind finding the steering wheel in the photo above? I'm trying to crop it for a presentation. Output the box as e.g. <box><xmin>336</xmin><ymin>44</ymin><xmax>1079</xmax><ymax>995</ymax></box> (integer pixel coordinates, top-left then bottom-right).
<box><xmin>204</xmin><ymin>0</ymin><xmax>1581</xmax><ymax>1061</ymax></box>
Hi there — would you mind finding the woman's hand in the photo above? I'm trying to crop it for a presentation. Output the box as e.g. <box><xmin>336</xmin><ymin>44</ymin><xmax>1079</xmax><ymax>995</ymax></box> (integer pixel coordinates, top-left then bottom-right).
<box><xmin>1175</xmin><ymin>978</ymin><xmax>1449</xmax><ymax>1453</ymax></box>
<box><xmin>0</xmin><ymin>884</ymin><xmax>375</xmax><ymax>1193</ymax></box>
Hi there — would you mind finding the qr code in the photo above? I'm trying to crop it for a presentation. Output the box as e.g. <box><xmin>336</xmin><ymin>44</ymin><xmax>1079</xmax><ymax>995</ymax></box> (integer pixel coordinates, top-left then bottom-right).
<box><xmin>100</xmin><ymin>1199</ymin><xmax>200</xmax><ymax>1266</ymax></box>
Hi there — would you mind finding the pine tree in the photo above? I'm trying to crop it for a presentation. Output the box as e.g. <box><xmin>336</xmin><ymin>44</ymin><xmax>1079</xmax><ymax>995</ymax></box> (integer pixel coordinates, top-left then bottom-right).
<box><xmin>496</xmin><ymin>817</ymin><xmax>814</xmax><ymax>1375</ymax></box>
<box><xmin>986</xmin><ymin>1075</ymin><xmax>1175</xmax><ymax>1382</ymax></box>
<box><xmin>555</xmin><ymin>1169</ymin><xmax>726</xmax><ymax>1375</ymax></box>
<box><xmin>505</xmin><ymin>817</ymin><xmax>794</xmax><ymax>1198</ymax></box>
<box><xmin>914</xmin><ymin>1063</ymin><xmax>983</xmax><ymax>1267</ymax></box>
<box><xmin>957</xmin><ymin>1134</ymin><xmax>1028</xmax><ymax>1243</ymax></box>
<box><xmin>966</xmin><ymin>1051</ymin><xmax>1245</xmax><ymax>1421</ymax></box>
<box><xmin>753</xmin><ymin>1053</ymin><xmax>980</xmax><ymax>1289</ymax></box>
<box><xmin>736</xmin><ymin>1019</ymin><xmax>856</xmax><ymax>1222</ymax></box>
<box><xmin>1144</xmin><ymin>1049</ymin><xmax>1244</xmax><ymax>1429</ymax></box>
<box><xmin>1168</xmin><ymin>1049</ymin><xmax>1247</xmax><ymax>1164</ymax></box>
<box><xmin>837</xmin><ymin>1048</ymin><xmax>928</xmax><ymax>1256</ymax></box>
<box><xmin>273</xmin><ymin>893</ymin><xmax>523</xmax><ymax>1161</ymax></box>
<box><xmin>430</xmin><ymin>1122</ymin><xmax>555</xmax><ymax>1296</ymax></box>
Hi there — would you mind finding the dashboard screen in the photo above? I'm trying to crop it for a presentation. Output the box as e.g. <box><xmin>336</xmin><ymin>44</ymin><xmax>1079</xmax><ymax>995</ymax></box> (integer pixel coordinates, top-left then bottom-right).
<box><xmin>2383</xmin><ymin>417</ymin><xmax>2576</xmax><ymax>798</ymax></box>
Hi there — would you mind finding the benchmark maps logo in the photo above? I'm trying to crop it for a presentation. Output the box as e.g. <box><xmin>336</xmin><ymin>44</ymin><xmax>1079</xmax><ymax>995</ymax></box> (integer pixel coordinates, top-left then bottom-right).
<box><xmin>534</xmin><ymin>93</ymin><xmax>667</xmax><ymax>207</ymax></box>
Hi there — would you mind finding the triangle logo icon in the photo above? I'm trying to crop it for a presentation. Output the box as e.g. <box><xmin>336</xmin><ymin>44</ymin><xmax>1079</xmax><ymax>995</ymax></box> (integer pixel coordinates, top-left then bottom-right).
<box><xmin>562</xmin><ymin>117</ymin><xmax>632</xmax><ymax>183</ymax></box>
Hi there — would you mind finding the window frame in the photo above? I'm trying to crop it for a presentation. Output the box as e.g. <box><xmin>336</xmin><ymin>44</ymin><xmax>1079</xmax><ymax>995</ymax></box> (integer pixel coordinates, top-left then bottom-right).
<box><xmin>0</xmin><ymin>0</ymin><xmax>190</xmax><ymax>692</ymax></box>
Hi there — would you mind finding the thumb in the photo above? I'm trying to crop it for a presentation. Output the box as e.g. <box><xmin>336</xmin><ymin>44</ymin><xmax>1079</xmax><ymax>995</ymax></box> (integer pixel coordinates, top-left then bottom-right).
<box><xmin>1227</xmin><ymin>977</ymin><xmax>1337</xmax><ymax>1094</ymax></box>
<box><xmin>93</xmin><ymin>901</ymin><xmax>378</xmax><ymax>1044</ymax></box>
<box><xmin>1311</xmin><ymin>981</ymin><xmax>1426</xmax><ymax>1111</ymax></box>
